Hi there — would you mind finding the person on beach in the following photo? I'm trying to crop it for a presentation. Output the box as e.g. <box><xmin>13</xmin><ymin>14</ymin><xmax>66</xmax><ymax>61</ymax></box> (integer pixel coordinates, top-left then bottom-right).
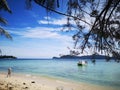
<box><xmin>7</xmin><ymin>68</ymin><xmax>12</xmax><ymax>77</ymax></box>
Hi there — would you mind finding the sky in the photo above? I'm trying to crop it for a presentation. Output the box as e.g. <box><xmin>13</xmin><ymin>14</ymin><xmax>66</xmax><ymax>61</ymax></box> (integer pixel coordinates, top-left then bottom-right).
<box><xmin>0</xmin><ymin>0</ymin><xmax>81</xmax><ymax>58</ymax></box>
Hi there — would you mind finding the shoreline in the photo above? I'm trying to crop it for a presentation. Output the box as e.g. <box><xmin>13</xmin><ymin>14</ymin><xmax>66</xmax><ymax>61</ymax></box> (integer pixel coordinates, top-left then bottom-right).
<box><xmin>0</xmin><ymin>72</ymin><xmax>119</xmax><ymax>90</ymax></box>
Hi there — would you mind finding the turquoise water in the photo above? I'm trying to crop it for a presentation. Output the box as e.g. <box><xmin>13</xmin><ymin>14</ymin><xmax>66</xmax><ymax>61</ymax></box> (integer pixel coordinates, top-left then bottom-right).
<box><xmin>0</xmin><ymin>59</ymin><xmax>120</xmax><ymax>87</ymax></box>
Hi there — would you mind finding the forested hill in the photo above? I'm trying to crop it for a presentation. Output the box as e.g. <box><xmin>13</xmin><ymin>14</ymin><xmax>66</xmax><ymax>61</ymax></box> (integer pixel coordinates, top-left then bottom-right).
<box><xmin>53</xmin><ymin>55</ymin><xmax>113</xmax><ymax>59</ymax></box>
<box><xmin>0</xmin><ymin>55</ymin><xmax>17</xmax><ymax>59</ymax></box>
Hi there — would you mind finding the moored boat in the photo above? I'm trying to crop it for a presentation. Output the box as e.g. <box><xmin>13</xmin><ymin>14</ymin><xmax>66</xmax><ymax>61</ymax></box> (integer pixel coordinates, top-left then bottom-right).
<box><xmin>77</xmin><ymin>60</ymin><xmax>87</xmax><ymax>66</ymax></box>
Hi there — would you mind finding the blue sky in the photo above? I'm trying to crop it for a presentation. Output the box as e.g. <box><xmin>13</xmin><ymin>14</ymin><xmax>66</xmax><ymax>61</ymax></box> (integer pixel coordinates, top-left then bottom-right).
<box><xmin>0</xmin><ymin>0</ymin><xmax>80</xmax><ymax>58</ymax></box>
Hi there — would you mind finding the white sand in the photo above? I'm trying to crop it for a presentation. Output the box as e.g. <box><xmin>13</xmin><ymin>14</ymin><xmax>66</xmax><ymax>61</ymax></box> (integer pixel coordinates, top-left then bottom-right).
<box><xmin>0</xmin><ymin>72</ymin><xmax>119</xmax><ymax>90</ymax></box>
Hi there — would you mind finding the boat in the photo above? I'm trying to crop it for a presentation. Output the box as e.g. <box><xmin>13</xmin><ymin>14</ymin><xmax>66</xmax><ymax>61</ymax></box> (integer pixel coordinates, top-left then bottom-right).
<box><xmin>91</xmin><ymin>59</ymin><xmax>96</xmax><ymax>63</ymax></box>
<box><xmin>77</xmin><ymin>60</ymin><xmax>87</xmax><ymax>66</ymax></box>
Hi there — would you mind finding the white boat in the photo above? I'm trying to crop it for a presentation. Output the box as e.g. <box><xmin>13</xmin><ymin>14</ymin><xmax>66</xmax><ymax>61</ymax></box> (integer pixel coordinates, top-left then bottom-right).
<box><xmin>77</xmin><ymin>60</ymin><xmax>87</xmax><ymax>66</ymax></box>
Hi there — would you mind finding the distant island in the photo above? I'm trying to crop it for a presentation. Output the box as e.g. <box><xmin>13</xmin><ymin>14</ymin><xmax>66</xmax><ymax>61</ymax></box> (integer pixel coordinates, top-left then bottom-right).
<box><xmin>53</xmin><ymin>54</ymin><xmax>113</xmax><ymax>59</ymax></box>
<box><xmin>0</xmin><ymin>55</ymin><xmax>17</xmax><ymax>59</ymax></box>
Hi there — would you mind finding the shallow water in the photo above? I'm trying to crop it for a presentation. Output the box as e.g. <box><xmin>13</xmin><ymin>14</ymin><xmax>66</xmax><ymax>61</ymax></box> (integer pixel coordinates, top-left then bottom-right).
<box><xmin>0</xmin><ymin>59</ymin><xmax>120</xmax><ymax>87</ymax></box>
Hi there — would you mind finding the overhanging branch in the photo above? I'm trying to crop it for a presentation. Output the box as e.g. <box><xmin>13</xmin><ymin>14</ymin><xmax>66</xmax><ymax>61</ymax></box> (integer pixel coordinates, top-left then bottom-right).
<box><xmin>34</xmin><ymin>0</ymin><xmax>92</xmax><ymax>26</ymax></box>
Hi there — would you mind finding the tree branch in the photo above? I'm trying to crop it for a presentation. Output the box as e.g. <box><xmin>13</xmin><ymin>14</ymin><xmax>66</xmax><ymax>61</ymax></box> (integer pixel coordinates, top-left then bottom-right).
<box><xmin>34</xmin><ymin>0</ymin><xmax>92</xmax><ymax>26</ymax></box>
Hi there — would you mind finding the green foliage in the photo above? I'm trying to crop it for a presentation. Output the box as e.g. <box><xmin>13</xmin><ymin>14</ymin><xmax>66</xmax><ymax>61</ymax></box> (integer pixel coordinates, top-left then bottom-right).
<box><xmin>0</xmin><ymin>0</ymin><xmax>12</xmax><ymax>40</ymax></box>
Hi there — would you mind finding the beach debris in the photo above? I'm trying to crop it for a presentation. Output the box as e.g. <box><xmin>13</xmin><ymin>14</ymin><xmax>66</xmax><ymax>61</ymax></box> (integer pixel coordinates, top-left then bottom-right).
<box><xmin>25</xmin><ymin>86</ymin><xmax>28</xmax><ymax>89</ymax></box>
<box><xmin>8</xmin><ymin>86</ymin><xmax>13</xmax><ymax>90</ymax></box>
<box><xmin>56</xmin><ymin>86</ymin><xmax>64</xmax><ymax>90</ymax></box>
<box><xmin>23</xmin><ymin>83</ymin><xmax>26</xmax><ymax>85</ymax></box>
<box><xmin>6</xmin><ymin>83</ymin><xmax>13</xmax><ymax>90</ymax></box>
<box><xmin>31</xmin><ymin>81</ymin><xmax>35</xmax><ymax>83</ymax></box>
<box><xmin>22</xmin><ymin>86</ymin><xmax>29</xmax><ymax>89</ymax></box>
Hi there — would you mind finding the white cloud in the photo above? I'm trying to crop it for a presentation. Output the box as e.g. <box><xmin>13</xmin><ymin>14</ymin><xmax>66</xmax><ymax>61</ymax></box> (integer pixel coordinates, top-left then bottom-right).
<box><xmin>38</xmin><ymin>16</ymin><xmax>92</xmax><ymax>33</ymax></box>
<box><xmin>23</xmin><ymin>29</ymin><xmax>60</xmax><ymax>39</ymax></box>
<box><xmin>38</xmin><ymin>16</ymin><xmax>76</xmax><ymax>26</ymax></box>
<box><xmin>8</xmin><ymin>26</ymin><xmax>73</xmax><ymax>45</ymax></box>
<box><xmin>5</xmin><ymin>20</ymin><xmax>80</xmax><ymax>58</ymax></box>
<box><xmin>2</xmin><ymin>26</ymin><xmax>73</xmax><ymax>58</ymax></box>
<box><xmin>4</xmin><ymin>26</ymin><xmax>93</xmax><ymax>58</ymax></box>
<box><xmin>9</xmin><ymin>27</ymin><xmax>66</xmax><ymax>38</ymax></box>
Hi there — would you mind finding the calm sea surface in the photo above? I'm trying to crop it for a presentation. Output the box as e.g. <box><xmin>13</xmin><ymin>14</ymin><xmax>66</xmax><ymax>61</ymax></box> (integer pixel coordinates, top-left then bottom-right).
<box><xmin>0</xmin><ymin>59</ymin><xmax>120</xmax><ymax>87</ymax></box>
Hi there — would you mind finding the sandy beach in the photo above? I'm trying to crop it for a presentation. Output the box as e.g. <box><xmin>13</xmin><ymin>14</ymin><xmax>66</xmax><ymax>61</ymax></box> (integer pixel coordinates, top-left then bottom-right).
<box><xmin>0</xmin><ymin>72</ymin><xmax>119</xmax><ymax>90</ymax></box>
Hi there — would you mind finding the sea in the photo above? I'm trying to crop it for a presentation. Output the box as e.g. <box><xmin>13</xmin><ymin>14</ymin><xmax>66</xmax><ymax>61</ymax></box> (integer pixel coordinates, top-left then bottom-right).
<box><xmin>0</xmin><ymin>59</ymin><xmax>120</xmax><ymax>87</ymax></box>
